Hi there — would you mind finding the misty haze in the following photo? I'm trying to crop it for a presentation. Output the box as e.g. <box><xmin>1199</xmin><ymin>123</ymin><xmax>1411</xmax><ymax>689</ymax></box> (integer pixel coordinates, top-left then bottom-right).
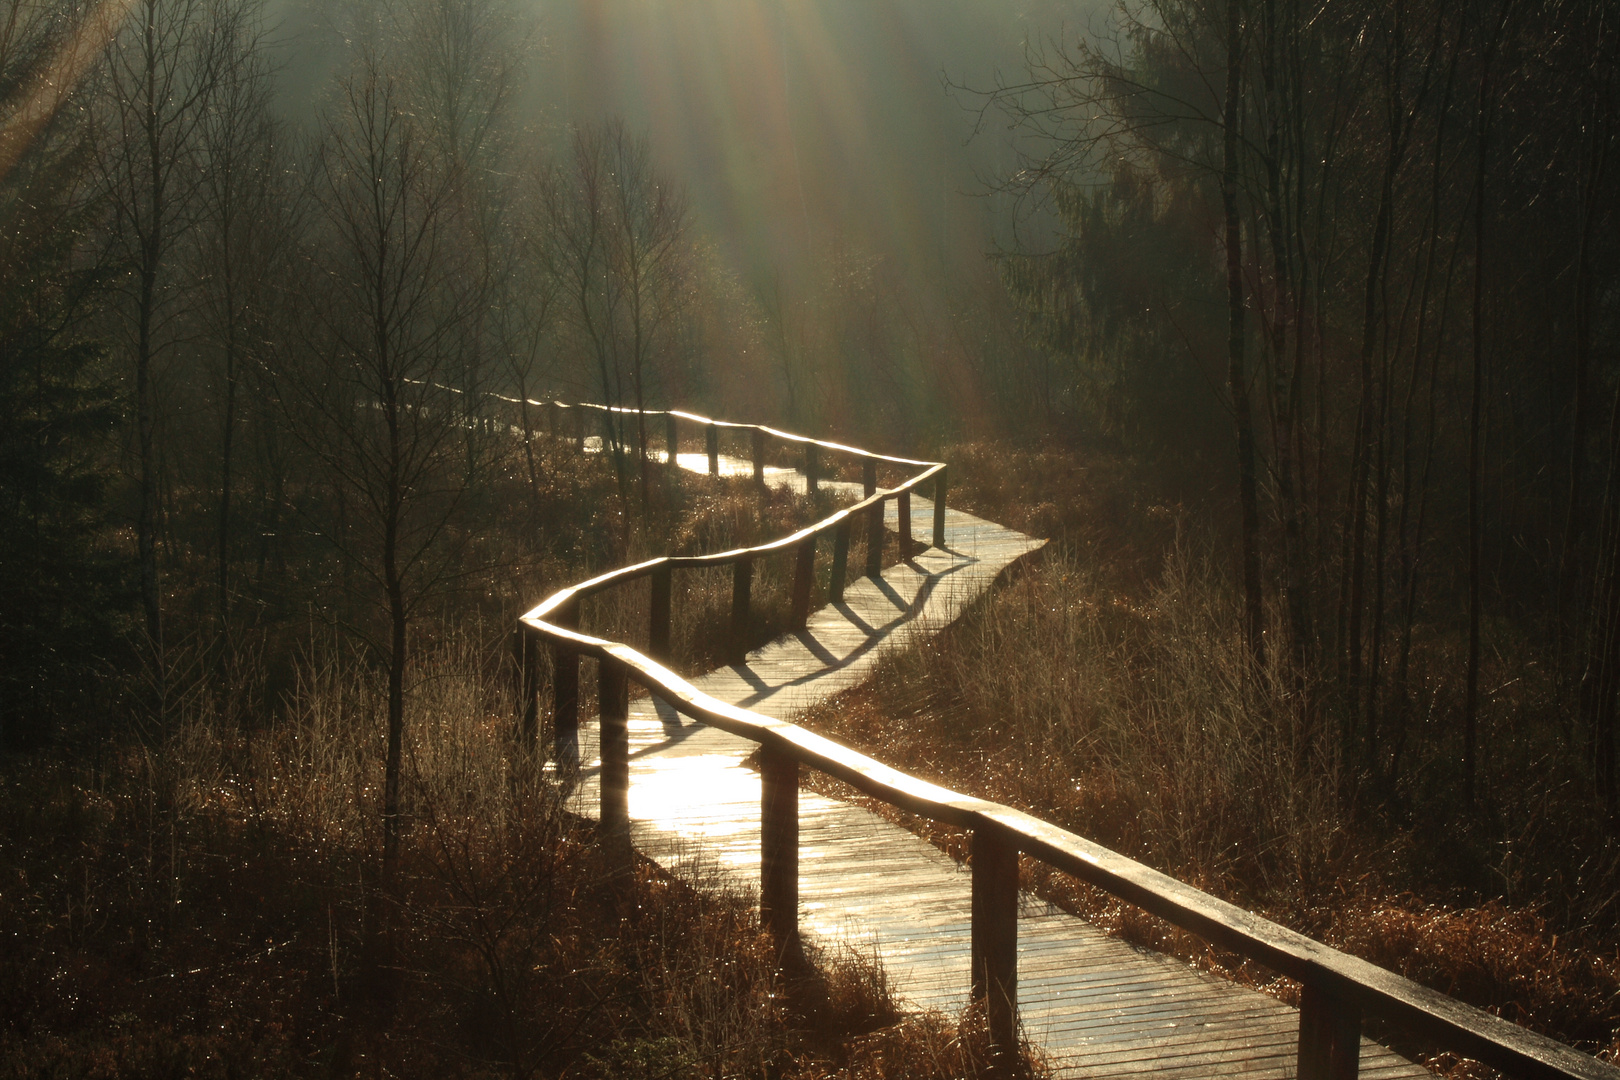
<box><xmin>2</xmin><ymin>0</ymin><xmax>1618</xmax><ymax>1076</ymax></box>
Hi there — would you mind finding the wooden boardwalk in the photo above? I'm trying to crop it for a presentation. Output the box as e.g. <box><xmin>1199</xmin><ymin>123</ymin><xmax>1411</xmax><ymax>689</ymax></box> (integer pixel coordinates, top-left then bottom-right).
<box><xmin>561</xmin><ymin>457</ymin><xmax>1429</xmax><ymax>1079</ymax></box>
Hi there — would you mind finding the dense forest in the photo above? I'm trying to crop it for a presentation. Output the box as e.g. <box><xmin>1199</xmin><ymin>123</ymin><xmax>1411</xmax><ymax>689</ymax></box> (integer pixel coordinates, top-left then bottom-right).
<box><xmin>2</xmin><ymin>0</ymin><xmax>1619</xmax><ymax>1072</ymax></box>
<box><xmin>986</xmin><ymin>0</ymin><xmax>1620</xmax><ymax>820</ymax></box>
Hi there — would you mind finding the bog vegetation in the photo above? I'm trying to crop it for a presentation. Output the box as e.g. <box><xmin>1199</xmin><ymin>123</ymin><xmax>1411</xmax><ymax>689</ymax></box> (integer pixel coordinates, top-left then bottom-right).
<box><xmin>2</xmin><ymin>0</ymin><xmax>1619</xmax><ymax>1074</ymax></box>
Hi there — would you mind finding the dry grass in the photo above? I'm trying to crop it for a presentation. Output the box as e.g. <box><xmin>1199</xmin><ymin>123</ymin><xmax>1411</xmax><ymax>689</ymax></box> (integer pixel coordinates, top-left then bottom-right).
<box><xmin>1</xmin><ymin>615</ymin><xmax>1048</xmax><ymax>1079</ymax></box>
<box><xmin>795</xmin><ymin>527</ymin><xmax>1620</xmax><ymax>1065</ymax></box>
<box><xmin>807</xmin><ymin>543</ymin><xmax>1351</xmax><ymax>898</ymax></box>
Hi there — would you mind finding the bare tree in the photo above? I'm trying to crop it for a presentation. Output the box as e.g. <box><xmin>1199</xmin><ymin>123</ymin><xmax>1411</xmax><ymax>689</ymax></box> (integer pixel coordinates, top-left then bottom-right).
<box><xmin>1221</xmin><ymin>0</ymin><xmax>1265</xmax><ymax>674</ymax></box>
<box><xmin>497</xmin><ymin>175</ymin><xmax>561</xmax><ymax>508</ymax></box>
<box><xmin>402</xmin><ymin>0</ymin><xmax>523</xmax><ymax>477</ymax></box>
<box><xmin>287</xmin><ymin>41</ymin><xmax>477</xmax><ymax>886</ymax></box>
<box><xmin>191</xmin><ymin>0</ymin><xmax>287</xmax><ymax>642</ymax></box>
<box><xmin>758</xmin><ymin>268</ymin><xmax>816</xmax><ymax>428</ymax></box>
<box><xmin>94</xmin><ymin>0</ymin><xmax>223</xmax><ymax>654</ymax></box>
<box><xmin>606</xmin><ymin>125</ymin><xmax>689</xmax><ymax>509</ymax></box>
<box><xmin>546</xmin><ymin>118</ymin><xmax>691</xmax><ymax>521</ymax></box>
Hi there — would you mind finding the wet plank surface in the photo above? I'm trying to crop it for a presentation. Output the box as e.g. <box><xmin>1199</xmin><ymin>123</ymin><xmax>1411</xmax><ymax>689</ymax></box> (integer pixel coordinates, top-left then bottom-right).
<box><xmin>559</xmin><ymin>454</ymin><xmax>1429</xmax><ymax>1079</ymax></box>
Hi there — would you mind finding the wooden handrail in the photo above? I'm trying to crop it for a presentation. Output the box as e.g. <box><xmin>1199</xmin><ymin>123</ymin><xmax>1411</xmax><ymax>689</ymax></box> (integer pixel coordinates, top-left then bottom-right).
<box><xmin>487</xmin><ymin>391</ymin><xmax>943</xmax><ymax>467</ymax></box>
<box><xmin>516</xmin><ymin>404</ymin><xmax>1619</xmax><ymax>1080</ymax></box>
<box><xmin>523</xmin><ymin>465</ymin><xmax>945</xmax><ymax>610</ymax></box>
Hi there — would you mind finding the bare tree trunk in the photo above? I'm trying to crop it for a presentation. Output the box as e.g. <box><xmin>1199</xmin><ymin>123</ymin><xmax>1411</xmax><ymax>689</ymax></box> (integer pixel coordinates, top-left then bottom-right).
<box><xmin>217</xmin><ymin>310</ymin><xmax>237</xmax><ymax>634</ymax></box>
<box><xmin>1560</xmin><ymin>87</ymin><xmax>1611</xmax><ymax>667</ymax></box>
<box><xmin>202</xmin><ymin>8</ymin><xmax>272</xmax><ymax>644</ymax></box>
<box><xmin>136</xmin><ymin>10</ymin><xmax>167</xmax><ymax>652</ymax></box>
<box><xmin>1465</xmin><ymin>3</ymin><xmax>1509</xmax><ymax>806</ymax></box>
<box><xmin>1348</xmin><ymin>102</ymin><xmax>1400</xmax><ymax>766</ymax></box>
<box><xmin>1225</xmin><ymin>0</ymin><xmax>1265</xmax><ymax>675</ymax></box>
<box><xmin>1365</xmin><ymin>0</ymin><xmax>1415</xmax><ymax>775</ymax></box>
<box><xmin>631</xmin><ymin>300</ymin><xmax>651</xmax><ymax>515</ymax></box>
<box><xmin>1581</xmin><ymin>388</ymin><xmax>1620</xmax><ymax>818</ymax></box>
<box><xmin>100</xmin><ymin>0</ymin><xmax>230</xmax><ymax>686</ymax></box>
<box><xmin>1258</xmin><ymin>0</ymin><xmax>1313</xmax><ymax>732</ymax></box>
<box><xmin>136</xmin><ymin>254</ymin><xmax>161</xmax><ymax>648</ymax></box>
<box><xmin>1392</xmin><ymin>7</ymin><xmax>1466</xmax><ymax>787</ymax></box>
<box><xmin>517</xmin><ymin>388</ymin><xmax>542</xmax><ymax>504</ymax></box>
<box><xmin>383</xmin><ymin>527</ymin><xmax>406</xmax><ymax>888</ymax></box>
<box><xmin>380</xmin><ymin>353</ymin><xmax>406</xmax><ymax>892</ymax></box>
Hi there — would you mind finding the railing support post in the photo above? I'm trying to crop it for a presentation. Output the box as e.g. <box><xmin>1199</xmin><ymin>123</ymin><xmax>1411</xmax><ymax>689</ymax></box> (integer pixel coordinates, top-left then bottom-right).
<box><xmin>972</xmin><ymin>825</ymin><xmax>1019</xmax><ymax>1063</ymax></box>
<box><xmin>513</xmin><ymin>626</ymin><xmax>539</xmax><ymax>753</ymax></box>
<box><xmin>552</xmin><ymin>601</ymin><xmax>580</xmax><ymax>771</ymax></box>
<box><xmin>863</xmin><ymin>458</ymin><xmax>877</xmax><ymax>498</ymax></box>
<box><xmin>933</xmin><ymin>467</ymin><xmax>948</xmax><ymax>549</ymax></box>
<box><xmin>866</xmin><ymin>499</ymin><xmax>885</xmax><ymax>578</ymax></box>
<box><xmin>730</xmin><ymin>557</ymin><xmax>753</xmax><ymax>664</ymax></box>
<box><xmin>598</xmin><ymin>656</ymin><xmax>632</xmax><ymax>879</ymax></box>
<box><xmin>752</xmin><ymin>429</ymin><xmax>766</xmax><ymax>490</ymax></box>
<box><xmin>898</xmin><ymin>490</ymin><xmax>912</xmax><ymax>560</ymax></box>
<box><xmin>706</xmin><ymin>423</ymin><xmax>719</xmax><ymax>476</ymax></box>
<box><xmin>759</xmin><ymin>741</ymin><xmax>800</xmax><ymax>961</ymax></box>
<box><xmin>1298</xmin><ymin>983</ymin><xmax>1361</xmax><ymax>1080</ymax></box>
<box><xmin>665</xmin><ymin>414</ymin><xmax>679</xmax><ymax>475</ymax></box>
<box><xmin>805</xmin><ymin>444</ymin><xmax>819</xmax><ymax>494</ymax></box>
<box><xmin>574</xmin><ymin>406</ymin><xmax>586</xmax><ymax>452</ymax></box>
<box><xmin>649</xmin><ymin>565</ymin><xmax>672</xmax><ymax>662</ymax></box>
<box><xmin>829</xmin><ymin>519</ymin><xmax>851</xmax><ymax>603</ymax></box>
<box><xmin>790</xmin><ymin>535</ymin><xmax>816</xmax><ymax>629</ymax></box>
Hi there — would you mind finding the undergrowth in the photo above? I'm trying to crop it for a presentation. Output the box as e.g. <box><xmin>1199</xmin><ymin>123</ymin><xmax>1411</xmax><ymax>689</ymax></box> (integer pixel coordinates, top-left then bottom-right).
<box><xmin>0</xmin><ymin>625</ymin><xmax>1043</xmax><ymax>1079</ymax></box>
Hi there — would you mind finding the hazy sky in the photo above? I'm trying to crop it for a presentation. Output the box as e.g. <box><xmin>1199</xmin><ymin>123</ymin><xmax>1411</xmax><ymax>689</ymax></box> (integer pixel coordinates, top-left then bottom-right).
<box><xmin>273</xmin><ymin>0</ymin><xmax>1108</xmax><ymax>305</ymax></box>
<box><xmin>532</xmin><ymin>0</ymin><xmax>1110</xmax><ymax>292</ymax></box>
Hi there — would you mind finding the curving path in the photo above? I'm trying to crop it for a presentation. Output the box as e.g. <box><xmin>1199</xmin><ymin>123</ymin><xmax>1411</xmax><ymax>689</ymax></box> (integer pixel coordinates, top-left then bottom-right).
<box><xmin>556</xmin><ymin>453</ymin><xmax>1428</xmax><ymax>1079</ymax></box>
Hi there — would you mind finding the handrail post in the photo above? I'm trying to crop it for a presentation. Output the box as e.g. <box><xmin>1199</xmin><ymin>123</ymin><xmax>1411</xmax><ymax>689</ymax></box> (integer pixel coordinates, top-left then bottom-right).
<box><xmin>574</xmin><ymin>405</ymin><xmax>586</xmax><ymax>452</ymax></box>
<box><xmin>862</xmin><ymin>458</ymin><xmax>877</xmax><ymax>498</ymax></box>
<box><xmin>730</xmin><ymin>557</ymin><xmax>753</xmax><ymax>664</ymax></box>
<box><xmin>1298</xmin><ymin>982</ymin><xmax>1362</xmax><ymax>1080</ymax></box>
<box><xmin>972</xmin><ymin>825</ymin><xmax>1019</xmax><ymax>1064</ymax></box>
<box><xmin>552</xmin><ymin>601</ymin><xmax>580</xmax><ymax>771</ymax></box>
<box><xmin>512</xmin><ymin>625</ymin><xmax>523</xmax><ymax>725</ymax></box>
<box><xmin>866</xmin><ymin>499</ymin><xmax>885</xmax><ymax>578</ymax></box>
<box><xmin>752</xmin><ymin>429</ymin><xmax>766</xmax><ymax>490</ymax></box>
<box><xmin>665</xmin><ymin>414</ymin><xmax>679</xmax><ymax>476</ymax></box>
<box><xmin>513</xmin><ymin>626</ymin><xmax>539</xmax><ymax>753</ymax></box>
<box><xmin>897</xmin><ymin>490</ymin><xmax>912</xmax><ymax>560</ymax></box>
<box><xmin>829</xmin><ymin>519</ymin><xmax>851</xmax><ymax>603</ymax></box>
<box><xmin>649</xmin><ymin>565</ymin><xmax>673</xmax><ymax>662</ymax></box>
<box><xmin>759</xmin><ymin>741</ymin><xmax>800</xmax><ymax>961</ymax></box>
<box><xmin>805</xmin><ymin>444</ymin><xmax>819</xmax><ymax>494</ymax></box>
<box><xmin>598</xmin><ymin>656</ymin><xmax>632</xmax><ymax>879</ymax></box>
<box><xmin>706</xmin><ymin>423</ymin><xmax>719</xmax><ymax>476</ymax></box>
<box><xmin>933</xmin><ymin>466</ymin><xmax>948</xmax><ymax>549</ymax></box>
<box><xmin>790</xmin><ymin>535</ymin><xmax>816</xmax><ymax>629</ymax></box>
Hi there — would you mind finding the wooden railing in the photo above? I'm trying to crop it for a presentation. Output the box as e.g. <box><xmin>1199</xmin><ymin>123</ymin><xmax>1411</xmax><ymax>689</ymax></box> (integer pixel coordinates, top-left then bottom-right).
<box><xmin>514</xmin><ymin>404</ymin><xmax>1619</xmax><ymax>1080</ymax></box>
